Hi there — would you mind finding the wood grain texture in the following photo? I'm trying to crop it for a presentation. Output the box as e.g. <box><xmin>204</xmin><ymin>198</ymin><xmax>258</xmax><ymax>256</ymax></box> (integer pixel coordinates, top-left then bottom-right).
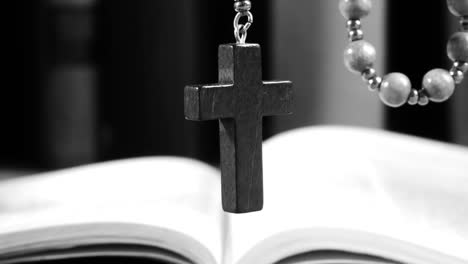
<box><xmin>184</xmin><ymin>44</ymin><xmax>293</xmax><ymax>213</ymax></box>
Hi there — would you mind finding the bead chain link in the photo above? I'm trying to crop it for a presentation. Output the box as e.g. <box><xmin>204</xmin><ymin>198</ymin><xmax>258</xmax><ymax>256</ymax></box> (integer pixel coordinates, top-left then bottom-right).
<box><xmin>460</xmin><ymin>16</ymin><xmax>468</xmax><ymax>31</ymax></box>
<box><xmin>233</xmin><ymin>0</ymin><xmax>253</xmax><ymax>44</ymax></box>
<box><xmin>340</xmin><ymin>0</ymin><xmax>468</xmax><ymax>107</ymax></box>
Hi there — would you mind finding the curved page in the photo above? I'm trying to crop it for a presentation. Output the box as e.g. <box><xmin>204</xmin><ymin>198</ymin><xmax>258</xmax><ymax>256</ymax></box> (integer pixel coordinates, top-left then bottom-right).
<box><xmin>0</xmin><ymin>157</ymin><xmax>226</xmax><ymax>264</ymax></box>
<box><xmin>228</xmin><ymin>126</ymin><xmax>468</xmax><ymax>264</ymax></box>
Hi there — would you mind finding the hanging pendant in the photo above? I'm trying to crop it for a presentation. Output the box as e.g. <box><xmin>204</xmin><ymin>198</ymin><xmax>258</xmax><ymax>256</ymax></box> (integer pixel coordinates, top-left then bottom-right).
<box><xmin>184</xmin><ymin>1</ymin><xmax>294</xmax><ymax>213</ymax></box>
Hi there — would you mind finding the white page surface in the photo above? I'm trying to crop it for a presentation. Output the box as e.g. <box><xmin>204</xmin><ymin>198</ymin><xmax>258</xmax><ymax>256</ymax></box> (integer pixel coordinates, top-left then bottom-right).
<box><xmin>0</xmin><ymin>157</ymin><xmax>226</xmax><ymax>264</ymax></box>
<box><xmin>228</xmin><ymin>126</ymin><xmax>468</xmax><ymax>264</ymax></box>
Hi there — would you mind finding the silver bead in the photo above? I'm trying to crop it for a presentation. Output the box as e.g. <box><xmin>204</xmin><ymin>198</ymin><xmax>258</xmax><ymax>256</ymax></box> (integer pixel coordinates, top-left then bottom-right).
<box><xmin>447</xmin><ymin>0</ymin><xmax>468</xmax><ymax>17</ymax></box>
<box><xmin>367</xmin><ymin>76</ymin><xmax>383</xmax><ymax>91</ymax></box>
<box><xmin>418</xmin><ymin>92</ymin><xmax>430</xmax><ymax>106</ymax></box>
<box><xmin>450</xmin><ymin>67</ymin><xmax>465</xmax><ymax>84</ymax></box>
<box><xmin>408</xmin><ymin>89</ymin><xmax>419</xmax><ymax>105</ymax></box>
<box><xmin>344</xmin><ymin>40</ymin><xmax>376</xmax><ymax>74</ymax></box>
<box><xmin>460</xmin><ymin>16</ymin><xmax>468</xmax><ymax>31</ymax></box>
<box><xmin>423</xmin><ymin>69</ymin><xmax>455</xmax><ymax>102</ymax></box>
<box><xmin>379</xmin><ymin>73</ymin><xmax>412</xmax><ymax>108</ymax></box>
<box><xmin>454</xmin><ymin>61</ymin><xmax>468</xmax><ymax>72</ymax></box>
<box><xmin>346</xmin><ymin>19</ymin><xmax>362</xmax><ymax>30</ymax></box>
<box><xmin>339</xmin><ymin>0</ymin><xmax>372</xmax><ymax>19</ymax></box>
<box><xmin>447</xmin><ymin>32</ymin><xmax>468</xmax><ymax>62</ymax></box>
<box><xmin>348</xmin><ymin>29</ymin><xmax>364</xmax><ymax>41</ymax></box>
<box><xmin>234</xmin><ymin>0</ymin><xmax>251</xmax><ymax>13</ymax></box>
<box><xmin>362</xmin><ymin>68</ymin><xmax>377</xmax><ymax>81</ymax></box>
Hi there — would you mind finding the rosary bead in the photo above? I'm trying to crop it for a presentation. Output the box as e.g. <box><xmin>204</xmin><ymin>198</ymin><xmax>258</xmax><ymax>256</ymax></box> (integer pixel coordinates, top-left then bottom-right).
<box><xmin>344</xmin><ymin>40</ymin><xmax>376</xmax><ymax>74</ymax></box>
<box><xmin>379</xmin><ymin>73</ymin><xmax>412</xmax><ymax>107</ymax></box>
<box><xmin>339</xmin><ymin>1</ymin><xmax>466</xmax><ymax>108</ymax></box>
<box><xmin>454</xmin><ymin>61</ymin><xmax>468</xmax><ymax>72</ymax></box>
<box><xmin>348</xmin><ymin>29</ymin><xmax>364</xmax><ymax>41</ymax></box>
<box><xmin>346</xmin><ymin>19</ymin><xmax>362</xmax><ymax>30</ymax></box>
<box><xmin>418</xmin><ymin>92</ymin><xmax>430</xmax><ymax>106</ymax></box>
<box><xmin>450</xmin><ymin>67</ymin><xmax>465</xmax><ymax>84</ymax></box>
<box><xmin>447</xmin><ymin>0</ymin><xmax>468</xmax><ymax>17</ymax></box>
<box><xmin>234</xmin><ymin>0</ymin><xmax>252</xmax><ymax>13</ymax></box>
<box><xmin>367</xmin><ymin>76</ymin><xmax>383</xmax><ymax>91</ymax></box>
<box><xmin>339</xmin><ymin>0</ymin><xmax>372</xmax><ymax>20</ymax></box>
<box><xmin>408</xmin><ymin>89</ymin><xmax>419</xmax><ymax>105</ymax></box>
<box><xmin>447</xmin><ymin>32</ymin><xmax>468</xmax><ymax>62</ymax></box>
<box><xmin>423</xmin><ymin>69</ymin><xmax>455</xmax><ymax>102</ymax></box>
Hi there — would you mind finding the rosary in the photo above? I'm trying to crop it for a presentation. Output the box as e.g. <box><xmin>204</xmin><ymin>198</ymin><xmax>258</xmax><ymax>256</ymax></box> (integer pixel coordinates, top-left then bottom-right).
<box><xmin>185</xmin><ymin>0</ymin><xmax>467</xmax><ymax>213</ymax></box>
<box><xmin>340</xmin><ymin>0</ymin><xmax>468</xmax><ymax>107</ymax></box>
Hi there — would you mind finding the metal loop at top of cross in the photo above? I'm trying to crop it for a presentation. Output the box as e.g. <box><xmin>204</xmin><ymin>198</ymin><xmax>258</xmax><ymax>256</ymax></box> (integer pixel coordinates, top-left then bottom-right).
<box><xmin>233</xmin><ymin>0</ymin><xmax>253</xmax><ymax>44</ymax></box>
<box><xmin>234</xmin><ymin>11</ymin><xmax>253</xmax><ymax>44</ymax></box>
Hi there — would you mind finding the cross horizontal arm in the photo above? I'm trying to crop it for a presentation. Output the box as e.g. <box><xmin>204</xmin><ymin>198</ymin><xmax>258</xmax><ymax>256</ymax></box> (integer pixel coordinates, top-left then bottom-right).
<box><xmin>185</xmin><ymin>84</ymin><xmax>234</xmax><ymax>121</ymax></box>
<box><xmin>262</xmin><ymin>81</ymin><xmax>294</xmax><ymax>116</ymax></box>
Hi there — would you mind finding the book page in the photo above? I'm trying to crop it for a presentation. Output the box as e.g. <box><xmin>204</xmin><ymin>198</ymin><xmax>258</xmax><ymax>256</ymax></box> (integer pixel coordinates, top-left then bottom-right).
<box><xmin>0</xmin><ymin>157</ymin><xmax>227</xmax><ymax>264</ymax></box>
<box><xmin>227</xmin><ymin>126</ymin><xmax>468</xmax><ymax>264</ymax></box>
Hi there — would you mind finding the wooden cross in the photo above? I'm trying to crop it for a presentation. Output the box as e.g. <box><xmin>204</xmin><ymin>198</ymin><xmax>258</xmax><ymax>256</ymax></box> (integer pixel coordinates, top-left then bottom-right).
<box><xmin>184</xmin><ymin>43</ymin><xmax>293</xmax><ymax>213</ymax></box>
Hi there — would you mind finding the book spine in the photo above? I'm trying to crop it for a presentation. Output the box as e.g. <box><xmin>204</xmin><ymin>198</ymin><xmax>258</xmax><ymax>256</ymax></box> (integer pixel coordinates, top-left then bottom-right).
<box><xmin>450</xmin><ymin>19</ymin><xmax>468</xmax><ymax>146</ymax></box>
<box><xmin>42</xmin><ymin>0</ymin><xmax>97</xmax><ymax>168</ymax></box>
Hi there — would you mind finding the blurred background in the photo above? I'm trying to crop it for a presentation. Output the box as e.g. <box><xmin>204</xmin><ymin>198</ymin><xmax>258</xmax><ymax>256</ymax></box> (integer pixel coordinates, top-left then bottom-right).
<box><xmin>2</xmin><ymin>0</ymin><xmax>467</xmax><ymax>175</ymax></box>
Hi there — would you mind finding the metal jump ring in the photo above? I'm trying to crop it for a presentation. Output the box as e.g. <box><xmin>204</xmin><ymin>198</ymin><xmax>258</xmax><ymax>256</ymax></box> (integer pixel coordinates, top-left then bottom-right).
<box><xmin>234</xmin><ymin>11</ymin><xmax>253</xmax><ymax>44</ymax></box>
<box><xmin>235</xmin><ymin>25</ymin><xmax>248</xmax><ymax>44</ymax></box>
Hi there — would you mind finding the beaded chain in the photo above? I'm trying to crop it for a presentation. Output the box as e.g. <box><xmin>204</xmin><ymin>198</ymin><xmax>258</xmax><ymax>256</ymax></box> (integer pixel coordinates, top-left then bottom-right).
<box><xmin>234</xmin><ymin>0</ymin><xmax>253</xmax><ymax>44</ymax></box>
<box><xmin>339</xmin><ymin>0</ymin><xmax>468</xmax><ymax>107</ymax></box>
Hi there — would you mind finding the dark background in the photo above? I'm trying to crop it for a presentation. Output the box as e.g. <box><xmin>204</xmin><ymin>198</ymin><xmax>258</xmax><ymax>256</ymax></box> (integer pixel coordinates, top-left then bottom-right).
<box><xmin>3</xmin><ymin>0</ymin><xmax>467</xmax><ymax>172</ymax></box>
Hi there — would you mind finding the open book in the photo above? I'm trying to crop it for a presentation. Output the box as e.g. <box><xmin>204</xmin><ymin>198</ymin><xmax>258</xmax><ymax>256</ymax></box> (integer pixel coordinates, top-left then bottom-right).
<box><xmin>1</xmin><ymin>126</ymin><xmax>467</xmax><ymax>264</ymax></box>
